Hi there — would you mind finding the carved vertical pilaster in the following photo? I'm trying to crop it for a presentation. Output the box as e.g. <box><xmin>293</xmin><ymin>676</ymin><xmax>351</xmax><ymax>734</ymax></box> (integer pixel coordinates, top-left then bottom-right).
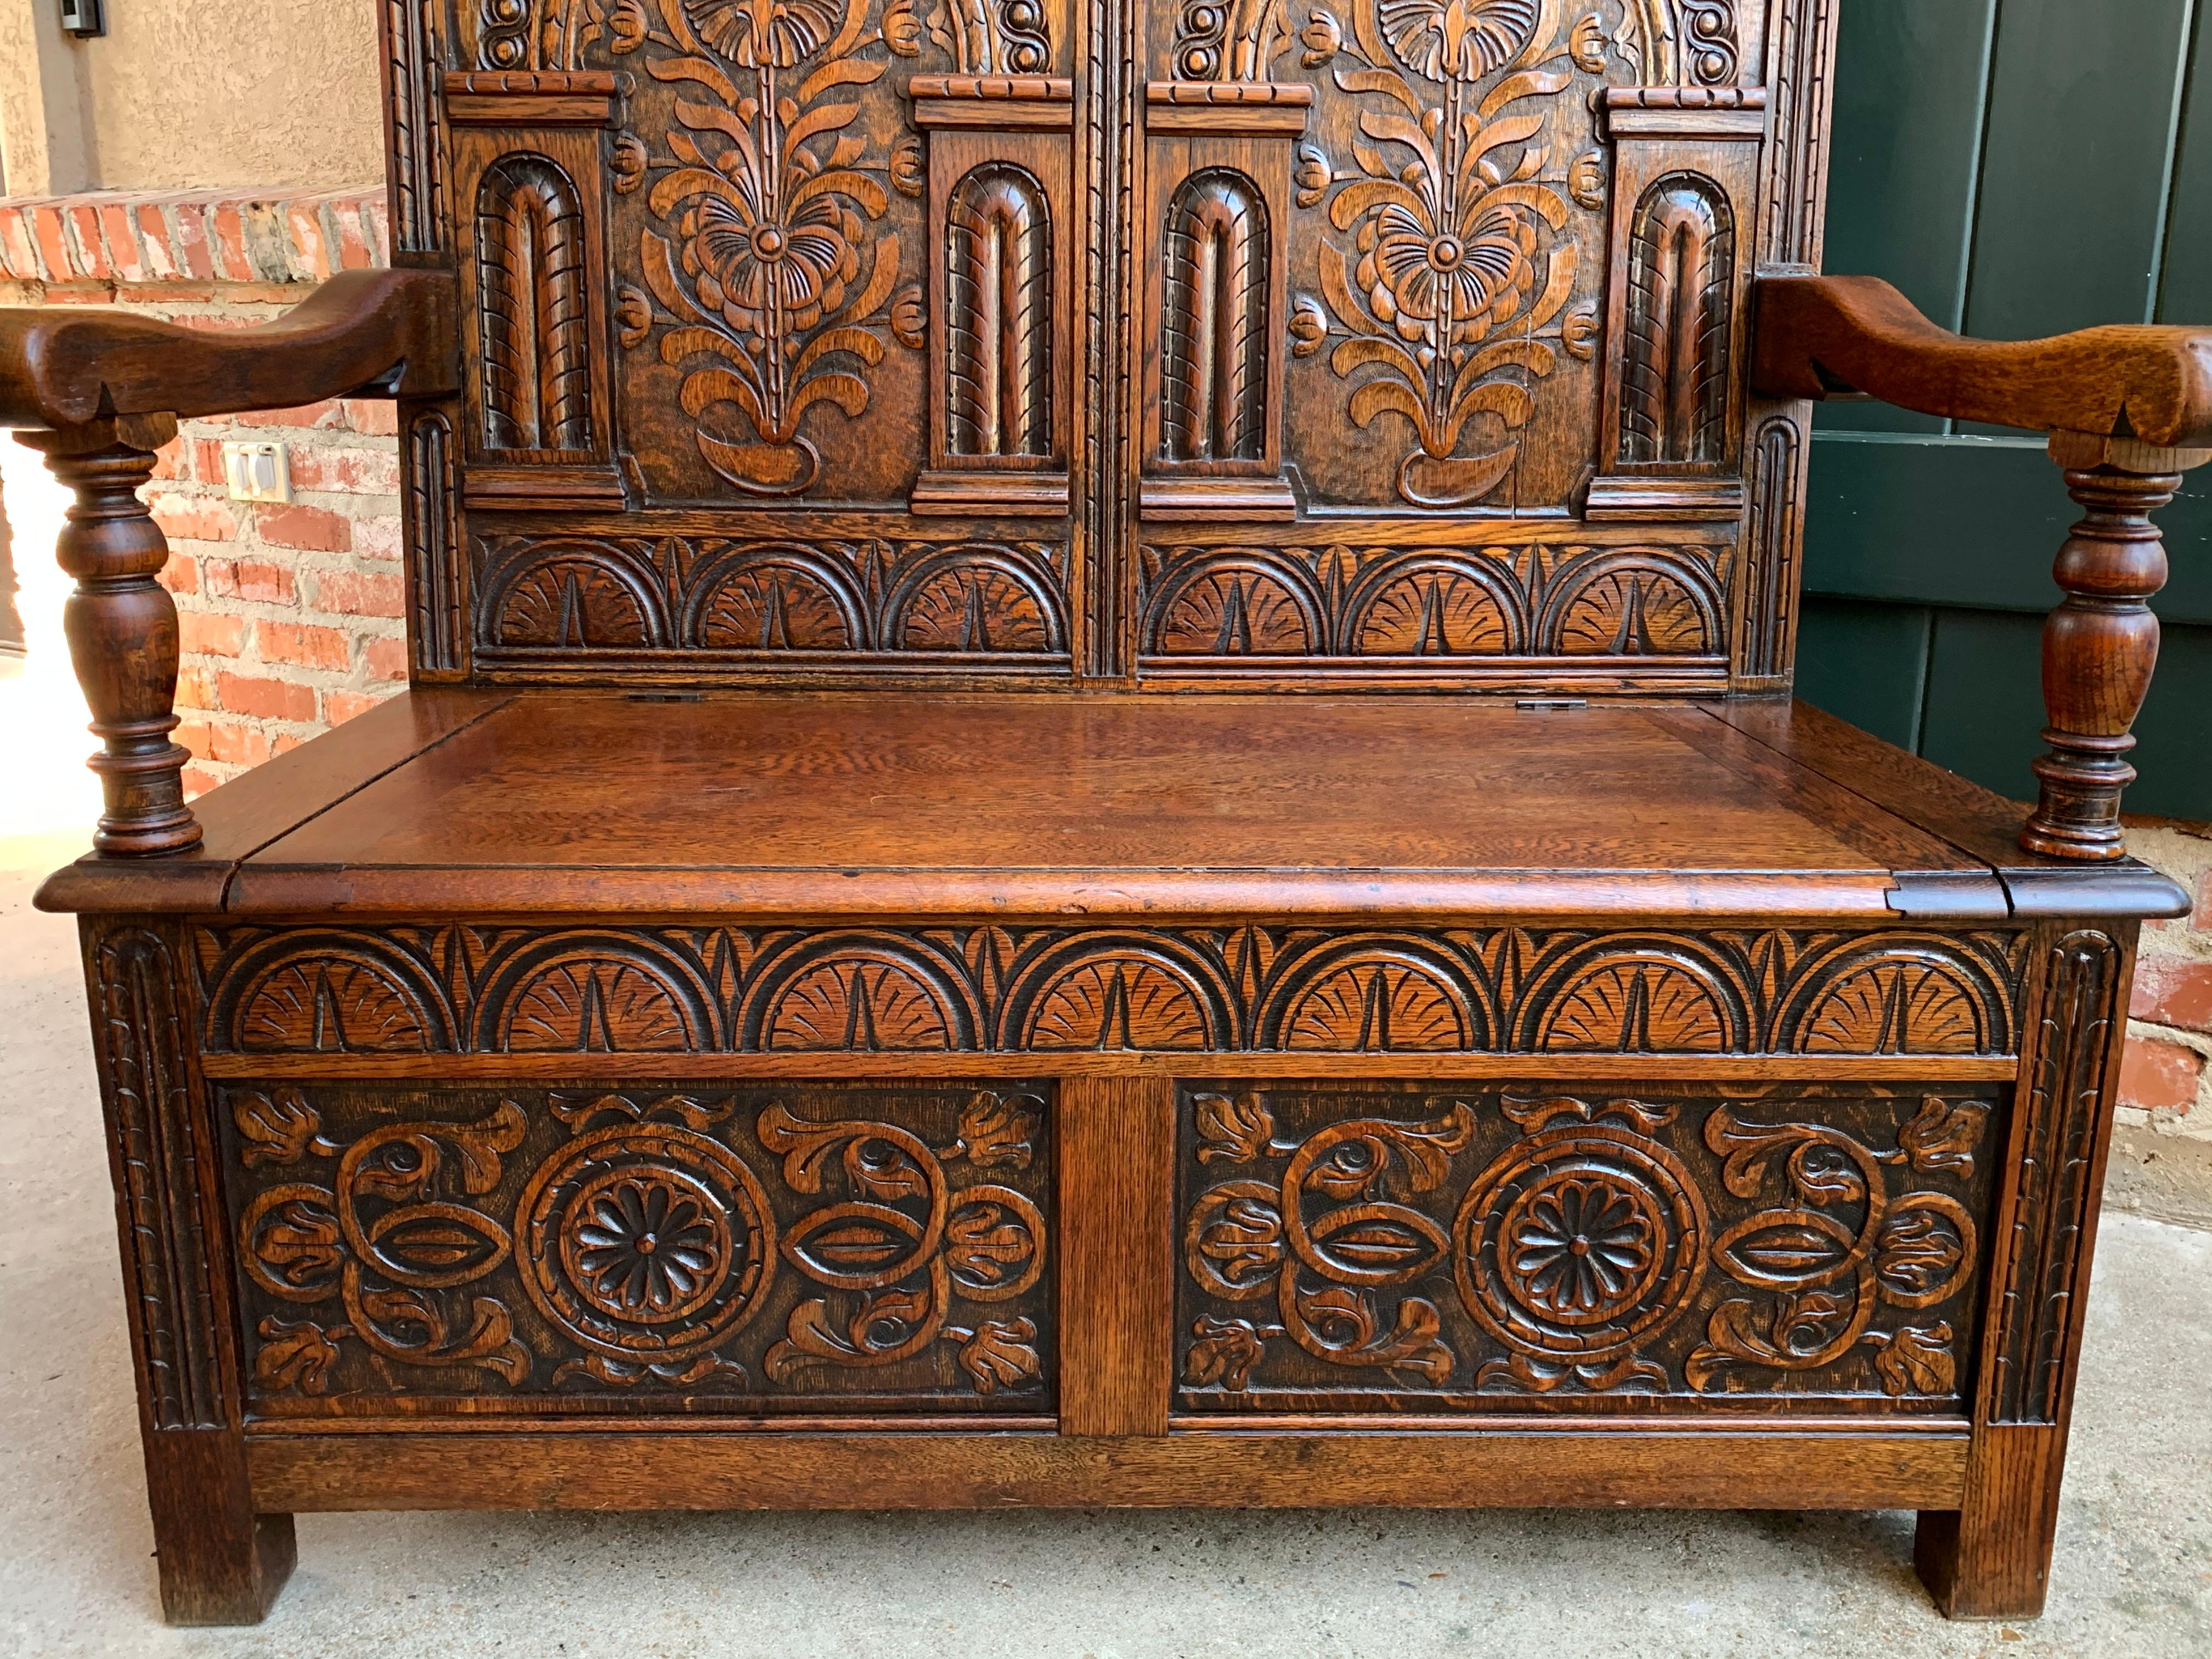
<box><xmin>1137</xmin><ymin>83</ymin><xmax>1304</xmax><ymax>522</ymax></box>
<box><xmin>907</xmin><ymin>74</ymin><xmax>1079</xmax><ymax>517</ymax></box>
<box><xmin>1917</xmin><ymin>924</ymin><xmax>2132</xmax><ymax>1620</ymax></box>
<box><xmin>446</xmin><ymin>70</ymin><xmax>628</xmax><ymax>511</ymax></box>
<box><xmin>381</xmin><ymin>0</ymin><xmax>452</xmax><ymax>258</ymax></box>
<box><xmin>84</xmin><ymin>922</ymin><xmax>294</xmax><ymax>1624</ymax></box>
<box><xmin>405</xmin><ymin>403</ymin><xmax>467</xmax><ymax>677</ymax></box>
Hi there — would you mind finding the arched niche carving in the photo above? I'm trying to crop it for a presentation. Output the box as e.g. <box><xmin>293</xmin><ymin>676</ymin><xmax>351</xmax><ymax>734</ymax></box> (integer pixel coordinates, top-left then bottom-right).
<box><xmin>945</xmin><ymin>162</ymin><xmax>1056</xmax><ymax>460</ymax></box>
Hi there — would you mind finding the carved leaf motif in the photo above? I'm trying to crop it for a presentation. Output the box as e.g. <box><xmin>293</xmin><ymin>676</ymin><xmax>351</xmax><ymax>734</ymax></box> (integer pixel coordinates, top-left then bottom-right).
<box><xmin>250</xmin><ymin>1196</ymin><xmax>346</xmax><ymax>1295</ymax></box>
<box><xmin>764</xmin><ymin>1297</ymin><xmax>868</xmax><ymax>1379</ymax></box>
<box><xmin>951</xmin><ymin>1090</ymin><xmax>1041</xmax><ymax>1170</ymax></box>
<box><xmin>955</xmin><ymin>1317</ymin><xmax>1041</xmax><ymax>1394</ymax></box>
<box><xmin>766</xmin><ymin>1281</ymin><xmax>942</xmax><ymax>1380</ymax></box>
<box><xmin>234</xmin><ymin>1088</ymin><xmax>328</xmax><ymax>1167</ymax></box>
<box><xmin>1871</xmin><ymin>1323</ymin><xmax>1956</xmax><ymax>1398</ymax></box>
<box><xmin>758</xmin><ymin>1104</ymin><xmax>856</xmax><ymax>1193</ymax></box>
<box><xmin>1185</xmin><ymin>1317</ymin><xmax>1268</xmax><ymax>1390</ymax></box>
<box><xmin>476</xmin><ymin>154</ymin><xmax>594</xmax><ymax>453</ymax></box>
<box><xmin>1875</xmin><ymin>1206</ymin><xmax>1970</xmax><ymax>1305</ymax></box>
<box><xmin>1898</xmin><ymin>1097</ymin><xmax>1989</xmax><ymax>1177</ymax></box>
<box><xmin>943</xmin><ymin>1197</ymin><xmax>1041</xmax><ymax>1296</ymax></box>
<box><xmin>1289</xmin><ymin>1284</ymin><xmax>1453</xmax><ymax>1384</ymax></box>
<box><xmin>1161</xmin><ymin>170</ymin><xmax>1271</xmax><ymax>462</ymax></box>
<box><xmin>1194</xmin><ymin>1090</ymin><xmax>1276</xmax><ymax>1164</ymax></box>
<box><xmin>355</xmin><ymin>1285</ymin><xmax>530</xmax><ymax>1385</ymax></box>
<box><xmin>1303</xmin><ymin>1105</ymin><xmax>1475</xmax><ymax>1197</ymax></box>
<box><xmin>1187</xmin><ymin>1182</ymin><xmax>1288</xmax><ymax>1297</ymax></box>
<box><xmin>255</xmin><ymin>1316</ymin><xmax>346</xmax><ymax>1396</ymax></box>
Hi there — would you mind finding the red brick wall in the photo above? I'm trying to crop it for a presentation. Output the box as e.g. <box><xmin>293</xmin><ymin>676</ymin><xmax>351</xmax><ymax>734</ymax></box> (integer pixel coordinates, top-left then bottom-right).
<box><xmin>1</xmin><ymin>188</ymin><xmax>406</xmax><ymax>794</ymax></box>
<box><xmin>148</xmin><ymin>386</ymin><xmax>407</xmax><ymax>793</ymax></box>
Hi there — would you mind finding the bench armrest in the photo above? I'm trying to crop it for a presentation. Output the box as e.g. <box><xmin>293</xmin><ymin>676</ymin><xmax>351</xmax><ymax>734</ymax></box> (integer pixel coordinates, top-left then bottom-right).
<box><xmin>1753</xmin><ymin>272</ymin><xmax>2212</xmax><ymax>864</ymax></box>
<box><xmin>3</xmin><ymin>270</ymin><xmax>457</xmax><ymax>859</ymax></box>
<box><xmin>0</xmin><ymin>268</ymin><xmax>456</xmax><ymax>430</ymax></box>
<box><xmin>1751</xmin><ymin>273</ymin><xmax>2212</xmax><ymax>448</ymax></box>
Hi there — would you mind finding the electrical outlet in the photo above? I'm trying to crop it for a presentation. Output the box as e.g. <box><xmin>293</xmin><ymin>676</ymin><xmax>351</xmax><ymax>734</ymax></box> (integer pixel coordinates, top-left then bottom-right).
<box><xmin>59</xmin><ymin>0</ymin><xmax>104</xmax><ymax>37</ymax></box>
<box><xmin>222</xmin><ymin>441</ymin><xmax>291</xmax><ymax>504</ymax></box>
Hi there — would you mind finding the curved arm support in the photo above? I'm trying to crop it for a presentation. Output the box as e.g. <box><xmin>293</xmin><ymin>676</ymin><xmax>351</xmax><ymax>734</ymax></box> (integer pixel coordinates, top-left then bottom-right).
<box><xmin>0</xmin><ymin>268</ymin><xmax>456</xmax><ymax>431</ymax></box>
<box><xmin>1755</xmin><ymin>274</ymin><xmax>2212</xmax><ymax>862</ymax></box>
<box><xmin>1751</xmin><ymin>274</ymin><xmax>2212</xmax><ymax>447</ymax></box>
<box><xmin>2</xmin><ymin>270</ymin><xmax>456</xmax><ymax>857</ymax></box>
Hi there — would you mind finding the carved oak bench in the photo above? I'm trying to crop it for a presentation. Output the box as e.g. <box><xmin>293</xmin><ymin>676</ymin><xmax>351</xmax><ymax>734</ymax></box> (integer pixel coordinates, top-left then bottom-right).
<box><xmin>4</xmin><ymin>0</ymin><xmax>2208</xmax><ymax>1627</ymax></box>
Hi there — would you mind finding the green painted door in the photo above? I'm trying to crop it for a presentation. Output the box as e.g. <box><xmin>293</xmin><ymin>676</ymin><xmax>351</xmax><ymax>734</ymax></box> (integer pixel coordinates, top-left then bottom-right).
<box><xmin>1797</xmin><ymin>0</ymin><xmax>2212</xmax><ymax>820</ymax></box>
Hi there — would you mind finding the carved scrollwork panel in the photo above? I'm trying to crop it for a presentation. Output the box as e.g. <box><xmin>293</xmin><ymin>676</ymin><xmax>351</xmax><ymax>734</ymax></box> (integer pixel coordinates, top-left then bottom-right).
<box><xmin>226</xmin><ymin>1081</ymin><xmax>1055</xmax><ymax>1412</ymax></box>
<box><xmin>1176</xmin><ymin>1080</ymin><xmax>1999</xmax><ymax>1412</ymax></box>
<box><xmin>196</xmin><ymin>924</ymin><xmax>2030</xmax><ymax>1059</ymax></box>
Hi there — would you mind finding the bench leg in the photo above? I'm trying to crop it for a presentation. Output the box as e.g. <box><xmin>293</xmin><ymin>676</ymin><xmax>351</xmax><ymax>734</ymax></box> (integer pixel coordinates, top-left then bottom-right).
<box><xmin>1914</xmin><ymin>923</ymin><xmax>2132</xmax><ymax>1622</ymax></box>
<box><xmin>142</xmin><ymin>1431</ymin><xmax>295</xmax><ymax>1626</ymax></box>
<box><xmin>1914</xmin><ymin>1425</ymin><xmax>2067</xmax><ymax>1621</ymax></box>
<box><xmin>82</xmin><ymin>922</ymin><xmax>294</xmax><ymax>1623</ymax></box>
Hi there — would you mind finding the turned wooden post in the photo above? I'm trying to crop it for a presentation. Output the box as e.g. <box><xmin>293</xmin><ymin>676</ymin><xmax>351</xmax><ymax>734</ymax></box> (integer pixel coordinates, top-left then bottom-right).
<box><xmin>14</xmin><ymin>413</ymin><xmax>201</xmax><ymax>857</ymax></box>
<box><xmin>2020</xmin><ymin>432</ymin><xmax>2212</xmax><ymax>861</ymax></box>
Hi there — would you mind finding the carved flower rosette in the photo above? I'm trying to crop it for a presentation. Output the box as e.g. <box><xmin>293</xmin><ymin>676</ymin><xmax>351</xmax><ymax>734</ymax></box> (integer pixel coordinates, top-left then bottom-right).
<box><xmin>231</xmin><ymin>1084</ymin><xmax>1054</xmax><ymax>1409</ymax></box>
<box><xmin>1177</xmin><ymin>1084</ymin><xmax>1995</xmax><ymax>1409</ymax></box>
<box><xmin>1280</xmin><ymin>0</ymin><xmax>1623</xmax><ymax>509</ymax></box>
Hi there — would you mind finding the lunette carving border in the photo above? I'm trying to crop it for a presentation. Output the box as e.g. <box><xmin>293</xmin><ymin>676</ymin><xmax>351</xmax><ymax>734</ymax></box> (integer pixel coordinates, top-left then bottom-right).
<box><xmin>471</xmin><ymin>531</ymin><xmax>1072</xmax><ymax>660</ymax></box>
<box><xmin>1138</xmin><ymin>539</ymin><xmax>1731</xmax><ymax>662</ymax></box>
<box><xmin>195</xmin><ymin>924</ymin><xmax>2031</xmax><ymax>1059</ymax></box>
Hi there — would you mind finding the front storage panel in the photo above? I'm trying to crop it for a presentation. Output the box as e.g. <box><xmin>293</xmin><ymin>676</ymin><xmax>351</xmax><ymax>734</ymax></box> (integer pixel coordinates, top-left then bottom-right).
<box><xmin>1174</xmin><ymin>1080</ymin><xmax>2000</xmax><ymax>1417</ymax></box>
<box><xmin>222</xmin><ymin>1080</ymin><xmax>1056</xmax><ymax>1420</ymax></box>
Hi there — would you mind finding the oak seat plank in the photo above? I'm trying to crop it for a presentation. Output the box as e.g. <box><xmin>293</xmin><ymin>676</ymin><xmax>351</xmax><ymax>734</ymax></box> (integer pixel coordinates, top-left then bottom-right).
<box><xmin>39</xmin><ymin>690</ymin><xmax>2016</xmax><ymax>920</ymax></box>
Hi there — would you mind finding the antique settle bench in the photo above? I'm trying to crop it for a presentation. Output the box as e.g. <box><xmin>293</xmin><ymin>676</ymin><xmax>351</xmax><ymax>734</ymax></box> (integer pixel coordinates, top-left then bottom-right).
<box><xmin>5</xmin><ymin>0</ymin><xmax>2208</xmax><ymax>1627</ymax></box>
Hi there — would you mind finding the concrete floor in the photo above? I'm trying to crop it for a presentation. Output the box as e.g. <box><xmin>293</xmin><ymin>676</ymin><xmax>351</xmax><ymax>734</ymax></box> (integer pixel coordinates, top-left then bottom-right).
<box><xmin>2</xmin><ymin>836</ymin><xmax>2208</xmax><ymax>1659</ymax></box>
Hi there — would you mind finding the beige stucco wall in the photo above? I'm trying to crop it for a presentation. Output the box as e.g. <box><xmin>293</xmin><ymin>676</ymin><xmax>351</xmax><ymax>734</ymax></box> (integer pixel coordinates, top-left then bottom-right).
<box><xmin>1</xmin><ymin>0</ymin><xmax>383</xmax><ymax>196</ymax></box>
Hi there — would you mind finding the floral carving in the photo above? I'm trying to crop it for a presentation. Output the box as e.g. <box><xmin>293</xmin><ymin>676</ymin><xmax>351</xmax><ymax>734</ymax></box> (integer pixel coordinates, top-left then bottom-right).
<box><xmin>1454</xmin><ymin>1093</ymin><xmax>1706</xmax><ymax>1392</ymax></box>
<box><xmin>1178</xmin><ymin>1084</ymin><xmax>1998</xmax><ymax>1410</ymax></box>
<box><xmin>1183</xmin><ymin>1099</ymin><xmax>1475</xmax><ymax>1386</ymax></box>
<box><xmin>617</xmin><ymin>0</ymin><xmax>909</xmax><ymax>495</ymax></box>
<box><xmin>759</xmin><ymin>1096</ymin><xmax>1048</xmax><ymax>1393</ymax></box>
<box><xmin>232</xmin><ymin>1085</ymin><xmax>1056</xmax><ymax>1409</ymax></box>
<box><xmin>1685</xmin><ymin>1101</ymin><xmax>1988</xmax><ymax>1398</ymax></box>
<box><xmin>239</xmin><ymin>1101</ymin><xmax>534</xmax><ymax>1393</ymax></box>
<box><xmin>1301</xmin><ymin>0</ymin><xmax>1581</xmax><ymax>506</ymax></box>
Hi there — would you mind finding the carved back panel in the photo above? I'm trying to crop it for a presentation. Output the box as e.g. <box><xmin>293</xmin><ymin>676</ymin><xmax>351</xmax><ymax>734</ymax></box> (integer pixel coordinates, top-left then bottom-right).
<box><xmin>382</xmin><ymin>1</ymin><xmax>1836</xmax><ymax>692</ymax></box>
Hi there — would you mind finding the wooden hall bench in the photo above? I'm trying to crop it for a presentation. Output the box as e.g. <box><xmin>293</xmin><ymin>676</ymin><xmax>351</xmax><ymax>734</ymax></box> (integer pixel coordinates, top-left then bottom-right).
<box><xmin>4</xmin><ymin>0</ymin><xmax>2208</xmax><ymax>1627</ymax></box>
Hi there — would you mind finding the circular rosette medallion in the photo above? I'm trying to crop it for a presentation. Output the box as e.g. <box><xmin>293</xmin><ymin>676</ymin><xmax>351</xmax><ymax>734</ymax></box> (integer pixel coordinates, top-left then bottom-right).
<box><xmin>520</xmin><ymin>1126</ymin><xmax>776</xmax><ymax>1367</ymax></box>
<box><xmin>1454</xmin><ymin>1125</ymin><xmax>1709</xmax><ymax>1364</ymax></box>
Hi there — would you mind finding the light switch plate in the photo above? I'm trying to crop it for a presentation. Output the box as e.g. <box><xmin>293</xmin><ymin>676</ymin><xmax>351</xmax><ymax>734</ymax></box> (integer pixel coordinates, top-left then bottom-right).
<box><xmin>222</xmin><ymin>441</ymin><xmax>291</xmax><ymax>504</ymax></box>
